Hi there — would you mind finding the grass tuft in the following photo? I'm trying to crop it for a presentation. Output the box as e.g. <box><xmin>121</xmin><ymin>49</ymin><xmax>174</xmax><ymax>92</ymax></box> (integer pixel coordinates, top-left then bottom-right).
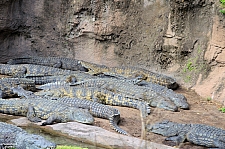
<box><xmin>219</xmin><ymin>107</ymin><xmax>225</xmax><ymax>113</ymax></box>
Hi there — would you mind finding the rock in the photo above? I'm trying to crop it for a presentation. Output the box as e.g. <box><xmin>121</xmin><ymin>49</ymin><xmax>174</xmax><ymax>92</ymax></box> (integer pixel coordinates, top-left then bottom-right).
<box><xmin>50</xmin><ymin>122</ymin><xmax>176</xmax><ymax>149</ymax></box>
<box><xmin>10</xmin><ymin>117</ymin><xmax>175</xmax><ymax>148</ymax></box>
<box><xmin>11</xmin><ymin>117</ymin><xmax>45</xmax><ymax>126</ymax></box>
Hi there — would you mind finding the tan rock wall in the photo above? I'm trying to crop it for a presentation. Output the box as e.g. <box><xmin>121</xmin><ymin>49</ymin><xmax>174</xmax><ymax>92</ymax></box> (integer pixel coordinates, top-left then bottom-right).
<box><xmin>193</xmin><ymin>11</ymin><xmax>225</xmax><ymax>105</ymax></box>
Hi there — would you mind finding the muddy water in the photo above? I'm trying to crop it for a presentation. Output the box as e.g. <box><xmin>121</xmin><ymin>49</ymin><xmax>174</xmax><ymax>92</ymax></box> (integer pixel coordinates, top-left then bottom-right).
<box><xmin>22</xmin><ymin>126</ymin><xmax>104</xmax><ymax>149</ymax></box>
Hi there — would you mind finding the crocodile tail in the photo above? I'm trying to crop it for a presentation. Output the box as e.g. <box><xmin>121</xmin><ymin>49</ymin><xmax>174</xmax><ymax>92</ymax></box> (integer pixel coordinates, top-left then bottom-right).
<box><xmin>109</xmin><ymin>115</ymin><xmax>129</xmax><ymax>135</ymax></box>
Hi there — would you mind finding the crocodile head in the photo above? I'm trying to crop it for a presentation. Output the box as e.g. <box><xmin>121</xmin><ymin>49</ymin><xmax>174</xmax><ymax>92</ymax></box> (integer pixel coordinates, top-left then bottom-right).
<box><xmin>71</xmin><ymin>109</ymin><xmax>94</xmax><ymax>124</ymax></box>
<box><xmin>171</xmin><ymin>94</ymin><xmax>189</xmax><ymax>110</ymax></box>
<box><xmin>146</xmin><ymin>120</ymin><xmax>178</xmax><ymax>137</ymax></box>
<box><xmin>149</xmin><ymin>97</ymin><xmax>178</xmax><ymax>112</ymax></box>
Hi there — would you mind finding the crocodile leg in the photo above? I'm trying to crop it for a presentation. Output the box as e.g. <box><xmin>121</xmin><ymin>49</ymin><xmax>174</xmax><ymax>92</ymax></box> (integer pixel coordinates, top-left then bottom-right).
<box><xmin>52</xmin><ymin>60</ymin><xmax>62</xmax><ymax>68</ymax></box>
<box><xmin>27</xmin><ymin>105</ymin><xmax>42</xmax><ymax>123</ymax></box>
<box><xmin>165</xmin><ymin>133</ymin><xmax>187</xmax><ymax>146</ymax></box>
<box><xmin>11</xmin><ymin>86</ymin><xmax>37</xmax><ymax>99</ymax></box>
<box><xmin>41</xmin><ymin>114</ymin><xmax>64</xmax><ymax>125</ymax></box>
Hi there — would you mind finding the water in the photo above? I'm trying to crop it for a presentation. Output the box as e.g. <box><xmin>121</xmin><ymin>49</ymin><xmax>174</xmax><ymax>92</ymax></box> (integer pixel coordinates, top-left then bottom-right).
<box><xmin>0</xmin><ymin>114</ymin><xmax>106</xmax><ymax>149</ymax></box>
<box><xmin>22</xmin><ymin>126</ymin><xmax>104</xmax><ymax>149</ymax></box>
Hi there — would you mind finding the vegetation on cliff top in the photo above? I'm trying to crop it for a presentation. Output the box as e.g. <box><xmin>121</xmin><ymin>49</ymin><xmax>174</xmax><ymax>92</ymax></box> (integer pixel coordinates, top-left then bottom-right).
<box><xmin>220</xmin><ymin>0</ymin><xmax>225</xmax><ymax>14</ymax></box>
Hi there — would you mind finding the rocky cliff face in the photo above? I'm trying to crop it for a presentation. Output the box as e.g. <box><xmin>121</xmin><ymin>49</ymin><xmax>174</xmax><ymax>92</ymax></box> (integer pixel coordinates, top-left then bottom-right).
<box><xmin>0</xmin><ymin>0</ymin><xmax>224</xmax><ymax>104</ymax></box>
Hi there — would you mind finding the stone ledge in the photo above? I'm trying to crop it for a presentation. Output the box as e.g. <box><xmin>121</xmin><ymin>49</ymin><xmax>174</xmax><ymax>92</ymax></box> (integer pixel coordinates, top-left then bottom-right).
<box><xmin>49</xmin><ymin>122</ymin><xmax>175</xmax><ymax>149</ymax></box>
<box><xmin>10</xmin><ymin>117</ymin><xmax>175</xmax><ymax>149</ymax></box>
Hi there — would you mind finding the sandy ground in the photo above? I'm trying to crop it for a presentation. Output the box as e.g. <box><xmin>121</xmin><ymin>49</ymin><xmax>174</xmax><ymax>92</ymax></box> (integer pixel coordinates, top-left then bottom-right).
<box><xmin>93</xmin><ymin>88</ymin><xmax>225</xmax><ymax>149</ymax></box>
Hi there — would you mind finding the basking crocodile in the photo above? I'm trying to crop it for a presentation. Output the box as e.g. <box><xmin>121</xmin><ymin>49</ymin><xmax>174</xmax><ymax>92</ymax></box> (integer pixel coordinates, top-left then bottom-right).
<box><xmin>138</xmin><ymin>80</ymin><xmax>189</xmax><ymax>109</ymax></box>
<box><xmin>0</xmin><ymin>122</ymin><xmax>56</xmax><ymax>149</ymax></box>
<box><xmin>38</xmin><ymin>77</ymin><xmax>142</xmax><ymax>90</ymax></box>
<box><xmin>0</xmin><ymin>64</ymin><xmax>97</xmax><ymax>81</ymax></box>
<box><xmin>50</xmin><ymin>97</ymin><xmax>128</xmax><ymax>135</ymax></box>
<box><xmin>147</xmin><ymin>120</ymin><xmax>225</xmax><ymax>148</ymax></box>
<box><xmin>0</xmin><ymin>77</ymin><xmax>36</xmax><ymax>98</ymax></box>
<box><xmin>0</xmin><ymin>98</ymin><xmax>94</xmax><ymax>125</ymax></box>
<box><xmin>7</xmin><ymin>56</ymin><xmax>88</xmax><ymax>71</ymax></box>
<box><xmin>78</xmin><ymin>60</ymin><xmax>178</xmax><ymax>89</ymax></box>
<box><xmin>0</xmin><ymin>64</ymin><xmax>75</xmax><ymax>77</ymax></box>
<box><xmin>36</xmin><ymin>86</ymin><xmax>151</xmax><ymax>117</ymax></box>
<box><xmin>11</xmin><ymin>86</ymin><xmax>128</xmax><ymax>135</ymax></box>
<box><xmin>68</xmin><ymin>78</ymin><xmax>186</xmax><ymax>110</ymax></box>
<box><xmin>24</xmin><ymin>74</ymin><xmax>77</xmax><ymax>85</ymax></box>
<box><xmin>0</xmin><ymin>64</ymin><xmax>72</xmax><ymax>77</ymax></box>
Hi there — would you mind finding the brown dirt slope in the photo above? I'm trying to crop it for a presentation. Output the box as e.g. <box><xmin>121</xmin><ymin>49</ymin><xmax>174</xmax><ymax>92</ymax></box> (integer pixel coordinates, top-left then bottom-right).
<box><xmin>94</xmin><ymin>88</ymin><xmax>225</xmax><ymax>149</ymax></box>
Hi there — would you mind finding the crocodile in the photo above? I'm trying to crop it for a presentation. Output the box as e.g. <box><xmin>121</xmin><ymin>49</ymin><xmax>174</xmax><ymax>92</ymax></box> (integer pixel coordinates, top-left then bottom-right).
<box><xmin>37</xmin><ymin>81</ymin><xmax>71</xmax><ymax>90</ymax></box>
<box><xmin>0</xmin><ymin>77</ymin><xmax>36</xmax><ymax>98</ymax></box>
<box><xmin>137</xmin><ymin>80</ymin><xmax>189</xmax><ymax>109</ymax></box>
<box><xmin>0</xmin><ymin>122</ymin><xmax>56</xmax><ymax>149</ymax></box>
<box><xmin>24</xmin><ymin>74</ymin><xmax>77</xmax><ymax>85</ymax></box>
<box><xmin>68</xmin><ymin>78</ymin><xmax>186</xmax><ymax>110</ymax></box>
<box><xmin>78</xmin><ymin>60</ymin><xmax>178</xmax><ymax>89</ymax></box>
<box><xmin>50</xmin><ymin>97</ymin><xmax>128</xmax><ymax>135</ymax></box>
<box><xmin>147</xmin><ymin>120</ymin><xmax>225</xmax><ymax>148</ymax></box>
<box><xmin>7</xmin><ymin>56</ymin><xmax>88</xmax><ymax>71</ymax></box>
<box><xmin>11</xmin><ymin>86</ymin><xmax>128</xmax><ymax>135</ymax></box>
<box><xmin>38</xmin><ymin>76</ymin><xmax>142</xmax><ymax>90</ymax></box>
<box><xmin>0</xmin><ymin>64</ymin><xmax>72</xmax><ymax>77</ymax></box>
<box><xmin>0</xmin><ymin>97</ymin><xmax>94</xmax><ymax>125</ymax></box>
<box><xmin>0</xmin><ymin>64</ymin><xmax>98</xmax><ymax>81</ymax></box>
<box><xmin>36</xmin><ymin>86</ymin><xmax>158</xmax><ymax>117</ymax></box>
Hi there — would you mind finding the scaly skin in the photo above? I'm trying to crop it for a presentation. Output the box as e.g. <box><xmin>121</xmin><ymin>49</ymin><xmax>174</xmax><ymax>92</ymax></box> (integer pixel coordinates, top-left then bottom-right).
<box><xmin>24</xmin><ymin>74</ymin><xmax>77</xmax><ymax>85</ymax></box>
<box><xmin>36</xmin><ymin>86</ymin><xmax>151</xmax><ymax>117</ymax></box>
<box><xmin>138</xmin><ymin>80</ymin><xmax>189</xmax><ymax>109</ymax></box>
<box><xmin>12</xmin><ymin>86</ymin><xmax>129</xmax><ymax>135</ymax></box>
<box><xmin>7</xmin><ymin>56</ymin><xmax>87</xmax><ymax>71</ymax></box>
<box><xmin>38</xmin><ymin>77</ymin><xmax>141</xmax><ymax>90</ymax></box>
<box><xmin>78</xmin><ymin>60</ymin><xmax>178</xmax><ymax>89</ymax></box>
<box><xmin>0</xmin><ymin>78</ymin><xmax>36</xmax><ymax>98</ymax></box>
<box><xmin>11</xmin><ymin>86</ymin><xmax>128</xmax><ymax>135</ymax></box>
<box><xmin>68</xmin><ymin>78</ymin><xmax>180</xmax><ymax>111</ymax></box>
<box><xmin>0</xmin><ymin>64</ymin><xmax>72</xmax><ymax>77</ymax></box>
<box><xmin>147</xmin><ymin>120</ymin><xmax>225</xmax><ymax>148</ymax></box>
<box><xmin>50</xmin><ymin>97</ymin><xmax>128</xmax><ymax>135</ymax></box>
<box><xmin>0</xmin><ymin>98</ymin><xmax>94</xmax><ymax>125</ymax></box>
<box><xmin>37</xmin><ymin>81</ymin><xmax>71</xmax><ymax>90</ymax></box>
<box><xmin>0</xmin><ymin>64</ymin><xmax>97</xmax><ymax>81</ymax></box>
<box><xmin>0</xmin><ymin>122</ymin><xmax>56</xmax><ymax>149</ymax></box>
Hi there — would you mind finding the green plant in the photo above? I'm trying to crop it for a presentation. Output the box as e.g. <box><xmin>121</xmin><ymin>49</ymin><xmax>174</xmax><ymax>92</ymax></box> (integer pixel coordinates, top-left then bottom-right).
<box><xmin>187</xmin><ymin>62</ymin><xmax>195</xmax><ymax>71</ymax></box>
<box><xmin>219</xmin><ymin>107</ymin><xmax>225</xmax><ymax>113</ymax></box>
<box><xmin>206</xmin><ymin>97</ymin><xmax>212</xmax><ymax>101</ymax></box>
<box><xmin>183</xmin><ymin>61</ymin><xmax>195</xmax><ymax>73</ymax></box>
<box><xmin>220</xmin><ymin>0</ymin><xmax>225</xmax><ymax>14</ymax></box>
<box><xmin>221</xmin><ymin>0</ymin><xmax>225</xmax><ymax>4</ymax></box>
<box><xmin>220</xmin><ymin>9</ymin><xmax>225</xmax><ymax>14</ymax></box>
